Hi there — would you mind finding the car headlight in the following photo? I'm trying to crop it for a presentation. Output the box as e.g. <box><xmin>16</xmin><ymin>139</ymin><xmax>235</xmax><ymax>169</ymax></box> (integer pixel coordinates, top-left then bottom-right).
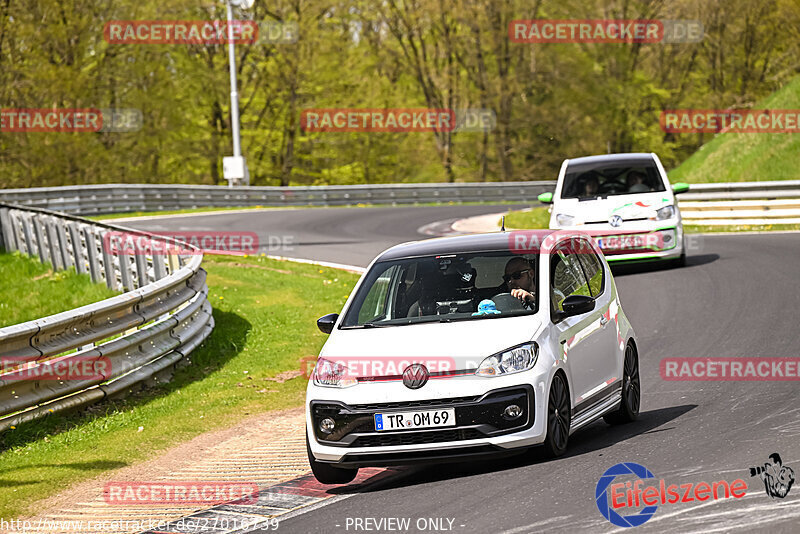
<box><xmin>655</xmin><ymin>205</ymin><xmax>675</xmax><ymax>220</ymax></box>
<box><xmin>556</xmin><ymin>213</ymin><xmax>575</xmax><ymax>226</ymax></box>
<box><xmin>312</xmin><ymin>358</ymin><xmax>357</xmax><ymax>388</ymax></box>
<box><xmin>476</xmin><ymin>343</ymin><xmax>539</xmax><ymax>377</ymax></box>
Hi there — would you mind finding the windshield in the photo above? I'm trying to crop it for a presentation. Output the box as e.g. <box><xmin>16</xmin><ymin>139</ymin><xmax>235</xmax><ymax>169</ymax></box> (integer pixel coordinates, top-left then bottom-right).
<box><xmin>561</xmin><ymin>162</ymin><xmax>666</xmax><ymax>199</ymax></box>
<box><xmin>340</xmin><ymin>251</ymin><xmax>539</xmax><ymax>328</ymax></box>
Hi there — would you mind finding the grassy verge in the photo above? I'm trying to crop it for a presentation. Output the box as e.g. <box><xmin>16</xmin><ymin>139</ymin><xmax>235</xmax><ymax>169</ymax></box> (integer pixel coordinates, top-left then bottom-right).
<box><xmin>0</xmin><ymin>252</ymin><xmax>119</xmax><ymax>327</ymax></box>
<box><xmin>503</xmin><ymin>207</ymin><xmax>551</xmax><ymax>230</ymax></box>
<box><xmin>0</xmin><ymin>255</ymin><xmax>360</xmax><ymax>519</ymax></box>
<box><xmin>668</xmin><ymin>76</ymin><xmax>800</xmax><ymax>183</ymax></box>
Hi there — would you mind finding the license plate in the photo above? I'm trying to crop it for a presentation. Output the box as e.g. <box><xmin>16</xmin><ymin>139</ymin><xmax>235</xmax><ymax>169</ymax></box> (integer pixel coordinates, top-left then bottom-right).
<box><xmin>597</xmin><ymin>235</ymin><xmax>645</xmax><ymax>250</ymax></box>
<box><xmin>374</xmin><ymin>408</ymin><xmax>456</xmax><ymax>431</ymax></box>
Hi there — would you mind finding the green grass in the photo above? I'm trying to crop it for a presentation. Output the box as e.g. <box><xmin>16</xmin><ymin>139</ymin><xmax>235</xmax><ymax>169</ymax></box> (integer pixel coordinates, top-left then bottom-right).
<box><xmin>0</xmin><ymin>252</ymin><xmax>119</xmax><ymax>327</ymax></box>
<box><xmin>0</xmin><ymin>255</ymin><xmax>360</xmax><ymax>518</ymax></box>
<box><xmin>503</xmin><ymin>207</ymin><xmax>551</xmax><ymax>230</ymax></box>
<box><xmin>669</xmin><ymin>76</ymin><xmax>800</xmax><ymax>183</ymax></box>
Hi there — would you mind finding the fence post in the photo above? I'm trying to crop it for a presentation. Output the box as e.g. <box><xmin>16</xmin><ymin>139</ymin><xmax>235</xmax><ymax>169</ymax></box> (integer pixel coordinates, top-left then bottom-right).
<box><xmin>83</xmin><ymin>226</ymin><xmax>101</xmax><ymax>283</ymax></box>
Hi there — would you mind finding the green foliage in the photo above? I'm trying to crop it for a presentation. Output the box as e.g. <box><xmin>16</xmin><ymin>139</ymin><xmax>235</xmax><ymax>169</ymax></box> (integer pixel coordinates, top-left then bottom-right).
<box><xmin>1</xmin><ymin>0</ymin><xmax>799</xmax><ymax>187</ymax></box>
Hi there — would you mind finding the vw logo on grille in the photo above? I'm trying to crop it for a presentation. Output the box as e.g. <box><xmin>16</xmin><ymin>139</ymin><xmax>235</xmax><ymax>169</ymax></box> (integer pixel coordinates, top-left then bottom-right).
<box><xmin>402</xmin><ymin>364</ymin><xmax>429</xmax><ymax>389</ymax></box>
<box><xmin>609</xmin><ymin>215</ymin><xmax>623</xmax><ymax>227</ymax></box>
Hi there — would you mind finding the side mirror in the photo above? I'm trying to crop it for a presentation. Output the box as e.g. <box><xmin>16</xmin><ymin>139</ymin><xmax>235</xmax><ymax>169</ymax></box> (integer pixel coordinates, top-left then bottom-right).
<box><xmin>538</xmin><ymin>192</ymin><xmax>554</xmax><ymax>204</ymax></box>
<box><xmin>317</xmin><ymin>313</ymin><xmax>338</xmax><ymax>334</ymax></box>
<box><xmin>555</xmin><ymin>294</ymin><xmax>595</xmax><ymax>321</ymax></box>
<box><xmin>672</xmin><ymin>182</ymin><xmax>690</xmax><ymax>194</ymax></box>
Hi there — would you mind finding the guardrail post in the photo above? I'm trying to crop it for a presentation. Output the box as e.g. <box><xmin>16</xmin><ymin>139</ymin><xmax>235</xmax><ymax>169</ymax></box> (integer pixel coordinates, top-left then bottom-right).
<box><xmin>99</xmin><ymin>230</ymin><xmax>120</xmax><ymax>290</ymax></box>
<box><xmin>0</xmin><ymin>208</ymin><xmax>12</xmax><ymax>252</ymax></box>
<box><xmin>56</xmin><ymin>219</ymin><xmax>73</xmax><ymax>270</ymax></box>
<box><xmin>31</xmin><ymin>215</ymin><xmax>49</xmax><ymax>265</ymax></box>
<box><xmin>153</xmin><ymin>253</ymin><xmax>167</xmax><ymax>280</ymax></box>
<box><xmin>119</xmin><ymin>252</ymin><xmax>134</xmax><ymax>291</ymax></box>
<box><xmin>135</xmin><ymin>252</ymin><xmax>149</xmax><ymax>288</ymax></box>
<box><xmin>168</xmin><ymin>251</ymin><xmax>180</xmax><ymax>274</ymax></box>
<box><xmin>83</xmin><ymin>226</ymin><xmax>102</xmax><ymax>283</ymax></box>
<box><xmin>68</xmin><ymin>222</ymin><xmax>86</xmax><ymax>274</ymax></box>
<box><xmin>21</xmin><ymin>214</ymin><xmax>35</xmax><ymax>256</ymax></box>
<box><xmin>45</xmin><ymin>219</ymin><xmax>64</xmax><ymax>270</ymax></box>
<box><xmin>9</xmin><ymin>210</ymin><xmax>25</xmax><ymax>253</ymax></box>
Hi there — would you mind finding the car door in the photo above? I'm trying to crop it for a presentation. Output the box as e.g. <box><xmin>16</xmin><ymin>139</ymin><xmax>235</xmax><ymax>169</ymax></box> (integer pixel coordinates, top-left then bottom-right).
<box><xmin>549</xmin><ymin>242</ymin><xmax>609</xmax><ymax>414</ymax></box>
<box><xmin>574</xmin><ymin>242</ymin><xmax>621</xmax><ymax>390</ymax></box>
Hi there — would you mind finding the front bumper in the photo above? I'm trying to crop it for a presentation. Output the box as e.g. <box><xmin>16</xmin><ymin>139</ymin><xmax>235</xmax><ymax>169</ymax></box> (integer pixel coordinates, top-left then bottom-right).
<box><xmin>589</xmin><ymin>224</ymin><xmax>683</xmax><ymax>262</ymax></box>
<box><xmin>307</xmin><ymin>382</ymin><xmax>545</xmax><ymax>467</ymax></box>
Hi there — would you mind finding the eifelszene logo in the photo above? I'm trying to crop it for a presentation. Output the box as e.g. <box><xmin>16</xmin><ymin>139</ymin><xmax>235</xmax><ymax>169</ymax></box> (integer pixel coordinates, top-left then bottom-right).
<box><xmin>596</xmin><ymin>462</ymin><xmax>748</xmax><ymax>528</ymax></box>
<box><xmin>750</xmin><ymin>453</ymin><xmax>795</xmax><ymax>499</ymax></box>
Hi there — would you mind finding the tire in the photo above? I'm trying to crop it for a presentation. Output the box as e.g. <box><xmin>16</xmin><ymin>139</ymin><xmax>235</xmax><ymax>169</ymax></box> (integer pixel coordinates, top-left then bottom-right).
<box><xmin>604</xmin><ymin>342</ymin><xmax>641</xmax><ymax>425</ymax></box>
<box><xmin>671</xmin><ymin>252</ymin><xmax>686</xmax><ymax>268</ymax></box>
<box><xmin>542</xmin><ymin>373</ymin><xmax>570</xmax><ymax>457</ymax></box>
<box><xmin>306</xmin><ymin>435</ymin><xmax>358</xmax><ymax>484</ymax></box>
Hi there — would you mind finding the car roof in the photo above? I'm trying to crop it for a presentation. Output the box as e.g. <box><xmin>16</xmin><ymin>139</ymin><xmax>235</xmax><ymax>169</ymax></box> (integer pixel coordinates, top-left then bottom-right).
<box><xmin>376</xmin><ymin>231</ymin><xmax>559</xmax><ymax>261</ymax></box>
<box><xmin>565</xmin><ymin>153</ymin><xmax>655</xmax><ymax>166</ymax></box>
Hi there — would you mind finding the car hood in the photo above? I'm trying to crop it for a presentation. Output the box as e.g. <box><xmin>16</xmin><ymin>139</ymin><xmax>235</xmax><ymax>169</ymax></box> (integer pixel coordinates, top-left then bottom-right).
<box><xmin>556</xmin><ymin>192</ymin><xmax>673</xmax><ymax>224</ymax></box>
<box><xmin>320</xmin><ymin>315</ymin><xmax>543</xmax><ymax>374</ymax></box>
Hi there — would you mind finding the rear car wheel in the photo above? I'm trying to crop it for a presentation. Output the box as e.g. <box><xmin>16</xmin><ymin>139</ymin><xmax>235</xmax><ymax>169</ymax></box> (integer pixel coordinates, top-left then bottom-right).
<box><xmin>307</xmin><ymin>435</ymin><xmax>358</xmax><ymax>484</ymax></box>
<box><xmin>604</xmin><ymin>342</ymin><xmax>640</xmax><ymax>425</ymax></box>
<box><xmin>542</xmin><ymin>373</ymin><xmax>570</xmax><ymax>457</ymax></box>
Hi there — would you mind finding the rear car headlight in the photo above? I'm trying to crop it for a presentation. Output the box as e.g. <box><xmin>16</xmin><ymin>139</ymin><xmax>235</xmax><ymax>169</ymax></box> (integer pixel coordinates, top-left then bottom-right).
<box><xmin>655</xmin><ymin>205</ymin><xmax>675</xmax><ymax>220</ymax></box>
<box><xmin>476</xmin><ymin>343</ymin><xmax>539</xmax><ymax>377</ymax></box>
<box><xmin>556</xmin><ymin>213</ymin><xmax>575</xmax><ymax>226</ymax></box>
<box><xmin>312</xmin><ymin>358</ymin><xmax>357</xmax><ymax>388</ymax></box>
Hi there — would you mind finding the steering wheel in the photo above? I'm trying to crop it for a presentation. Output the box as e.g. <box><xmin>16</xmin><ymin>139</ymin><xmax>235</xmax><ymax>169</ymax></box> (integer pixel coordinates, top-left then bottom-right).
<box><xmin>599</xmin><ymin>180</ymin><xmax>626</xmax><ymax>194</ymax></box>
<box><xmin>490</xmin><ymin>293</ymin><xmax>526</xmax><ymax>312</ymax></box>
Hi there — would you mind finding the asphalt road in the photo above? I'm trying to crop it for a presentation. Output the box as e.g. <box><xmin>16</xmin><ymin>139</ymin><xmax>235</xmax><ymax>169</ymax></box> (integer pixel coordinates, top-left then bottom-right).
<box><xmin>125</xmin><ymin>208</ymin><xmax>800</xmax><ymax>534</ymax></box>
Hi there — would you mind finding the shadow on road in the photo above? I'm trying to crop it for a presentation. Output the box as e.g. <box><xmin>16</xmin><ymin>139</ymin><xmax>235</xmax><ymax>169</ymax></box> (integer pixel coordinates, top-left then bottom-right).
<box><xmin>335</xmin><ymin>404</ymin><xmax>697</xmax><ymax>494</ymax></box>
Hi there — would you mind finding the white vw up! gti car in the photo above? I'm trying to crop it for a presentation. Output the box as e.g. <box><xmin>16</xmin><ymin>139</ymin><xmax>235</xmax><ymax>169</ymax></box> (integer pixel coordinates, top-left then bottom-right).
<box><xmin>305</xmin><ymin>231</ymin><xmax>640</xmax><ymax>483</ymax></box>
<box><xmin>538</xmin><ymin>153</ymin><xmax>690</xmax><ymax>266</ymax></box>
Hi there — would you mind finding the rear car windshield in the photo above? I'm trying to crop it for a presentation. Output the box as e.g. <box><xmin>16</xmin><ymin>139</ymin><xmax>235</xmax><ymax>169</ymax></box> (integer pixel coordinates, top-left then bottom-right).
<box><xmin>561</xmin><ymin>161</ymin><xmax>665</xmax><ymax>199</ymax></box>
<box><xmin>340</xmin><ymin>251</ymin><xmax>538</xmax><ymax>328</ymax></box>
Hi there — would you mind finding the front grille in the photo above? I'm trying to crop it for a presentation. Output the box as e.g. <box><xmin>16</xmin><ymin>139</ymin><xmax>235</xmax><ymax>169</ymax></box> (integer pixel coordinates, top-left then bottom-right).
<box><xmin>351</xmin><ymin>395</ymin><xmax>481</xmax><ymax>411</ymax></box>
<box><xmin>352</xmin><ymin>428</ymin><xmax>484</xmax><ymax>447</ymax></box>
<box><xmin>585</xmin><ymin>217</ymin><xmax>649</xmax><ymax>225</ymax></box>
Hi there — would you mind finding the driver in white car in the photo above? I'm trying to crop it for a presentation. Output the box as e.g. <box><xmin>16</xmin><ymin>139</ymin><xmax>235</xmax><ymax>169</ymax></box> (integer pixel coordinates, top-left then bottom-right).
<box><xmin>504</xmin><ymin>257</ymin><xmax>536</xmax><ymax>308</ymax></box>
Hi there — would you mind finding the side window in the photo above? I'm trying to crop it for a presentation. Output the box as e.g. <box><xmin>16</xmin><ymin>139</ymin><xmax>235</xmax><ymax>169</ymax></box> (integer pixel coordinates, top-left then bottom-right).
<box><xmin>357</xmin><ymin>265</ymin><xmax>400</xmax><ymax>323</ymax></box>
<box><xmin>576</xmin><ymin>244</ymin><xmax>604</xmax><ymax>297</ymax></box>
<box><xmin>551</xmin><ymin>249</ymin><xmax>589</xmax><ymax>313</ymax></box>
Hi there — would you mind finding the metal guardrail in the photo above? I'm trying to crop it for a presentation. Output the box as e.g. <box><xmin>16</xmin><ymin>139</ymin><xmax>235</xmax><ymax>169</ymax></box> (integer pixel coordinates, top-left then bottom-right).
<box><xmin>675</xmin><ymin>180</ymin><xmax>800</xmax><ymax>225</ymax></box>
<box><xmin>0</xmin><ymin>182</ymin><xmax>556</xmax><ymax>215</ymax></box>
<box><xmin>0</xmin><ymin>203</ymin><xmax>214</xmax><ymax>432</ymax></box>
